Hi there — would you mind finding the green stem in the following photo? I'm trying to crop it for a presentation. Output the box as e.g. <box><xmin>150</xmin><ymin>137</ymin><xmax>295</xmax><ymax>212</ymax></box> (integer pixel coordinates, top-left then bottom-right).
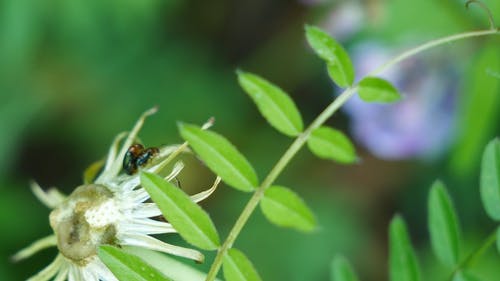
<box><xmin>370</xmin><ymin>29</ymin><xmax>499</xmax><ymax>77</ymax></box>
<box><xmin>205</xmin><ymin>28</ymin><xmax>499</xmax><ymax>281</ymax></box>
<box><xmin>448</xmin><ymin>229</ymin><xmax>497</xmax><ymax>280</ymax></box>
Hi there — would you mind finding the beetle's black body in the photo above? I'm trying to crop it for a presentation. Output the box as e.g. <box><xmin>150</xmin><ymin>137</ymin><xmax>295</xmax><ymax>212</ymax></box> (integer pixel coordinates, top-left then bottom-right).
<box><xmin>123</xmin><ymin>144</ymin><xmax>159</xmax><ymax>175</ymax></box>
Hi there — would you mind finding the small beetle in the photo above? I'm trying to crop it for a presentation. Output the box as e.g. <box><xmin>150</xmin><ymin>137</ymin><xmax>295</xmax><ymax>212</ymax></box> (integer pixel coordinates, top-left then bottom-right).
<box><xmin>123</xmin><ymin>144</ymin><xmax>159</xmax><ymax>175</ymax></box>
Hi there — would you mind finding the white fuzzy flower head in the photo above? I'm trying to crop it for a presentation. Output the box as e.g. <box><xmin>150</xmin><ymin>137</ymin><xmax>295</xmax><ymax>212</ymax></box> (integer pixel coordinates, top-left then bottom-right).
<box><xmin>13</xmin><ymin>108</ymin><xmax>219</xmax><ymax>281</ymax></box>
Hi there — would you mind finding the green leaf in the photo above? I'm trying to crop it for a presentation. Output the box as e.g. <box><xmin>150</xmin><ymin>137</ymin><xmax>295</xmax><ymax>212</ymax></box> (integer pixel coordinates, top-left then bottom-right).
<box><xmin>480</xmin><ymin>138</ymin><xmax>500</xmax><ymax>221</ymax></box>
<box><xmin>389</xmin><ymin>215</ymin><xmax>421</xmax><ymax>281</ymax></box>
<box><xmin>260</xmin><ymin>185</ymin><xmax>316</xmax><ymax>232</ymax></box>
<box><xmin>125</xmin><ymin>246</ymin><xmax>223</xmax><ymax>281</ymax></box>
<box><xmin>179</xmin><ymin>123</ymin><xmax>258</xmax><ymax>192</ymax></box>
<box><xmin>98</xmin><ymin>245</ymin><xmax>172</xmax><ymax>281</ymax></box>
<box><xmin>223</xmin><ymin>248</ymin><xmax>262</xmax><ymax>281</ymax></box>
<box><xmin>305</xmin><ymin>25</ymin><xmax>354</xmax><ymax>87</ymax></box>
<box><xmin>358</xmin><ymin>77</ymin><xmax>401</xmax><ymax>103</ymax></box>
<box><xmin>331</xmin><ymin>255</ymin><xmax>359</xmax><ymax>281</ymax></box>
<box><xmin>497</xmin><ymin>227</ymin><xmax>500</xmax><ymax>256</ymax></box>
<box><xmin>141</xmin><ymin>172</ymin><xmax>220</xmax><ymax>250</ymax></box>
<box><xmin>453</xmin><ymin>270</ymin><xmax>482</xmax><ymax>281</ymax></box>
<box><xmin>428</xmin><ymin>180</ymin><xmax>460</xmax><ymax>267</ymax></box>
<box><xmin>237</xmin><ymin>71</ymin><xmax>303</xmax><ymax>137</ymax></box>
<box><xmin>307</xmin><ymin>126</ymin><xmax>357</xmax><ymax>164</ymax></box>
<box><xmin>451</xmin><ymin>45</ymin><xmax>500</xmax><ymax>175</ymax></box>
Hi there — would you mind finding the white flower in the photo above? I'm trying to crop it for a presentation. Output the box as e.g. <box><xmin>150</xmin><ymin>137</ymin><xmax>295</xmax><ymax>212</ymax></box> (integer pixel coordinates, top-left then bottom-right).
<box><xmin>13</xmin><ymin>108</ymin><xmax>219</xmax><ymax>281</ymax></box>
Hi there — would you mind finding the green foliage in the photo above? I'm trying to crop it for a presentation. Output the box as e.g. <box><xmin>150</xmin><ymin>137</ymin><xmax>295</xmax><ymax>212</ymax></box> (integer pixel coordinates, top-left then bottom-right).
<box><xmin>179</xmin><ymin>123</ymin><xmax>258</xmax><ymax>192</ymax></box>
<box><xmin>331</xmin><ymin>256</ymin><xmax>359</xmax><ymax>281</ymax></box>
<box><xmin>98</xmin><ymin>245</ymin><xmax>171</xmax><ymax>281</ymax></box>
<box><xmin>237</xmin><ymin>71</ymin><xmax>304</xmax><ymax>137</ymax></box>
<box><xmin>428</xmin><ymin>181</ymin><xmax>461</xmax><ymax>267</ymax></box>
<box><xmin>358</xmin><ymin>77</ymin><xmax>401</xmax><ymax>103</ymax></box>
<box><xmin>389</xmin><ymin>215</ymin><xmax>421</xmax><ymax>281</ymax></box>
<box><xmin>223</xmin><ymin>248</ymin><xmax>262</xmax><ymax>281</ymax></box>
<box><xmin>307</xmin><ymin>126</ymin><xmax>357</xmax><ymax>164</ymax></box>
<box><xmin>452</xmin><ymin>44</ymin><xmax>500</xmax><ymax>175</ymax></box>
<box><xmin>305</xmin><ymin>25</ymin><xmax>355</xmax><ymax>87</ymax></box>
<box><xmin>140</xmin><ymin>172</ymin><xmax>220</xmax><ymax>250</ymax></box>
<box><xmin>260</xmin><ymin>185</ymin><xmax>316</xmax><ymax>232</ymax></box>
<box><xmin>453</xmin><ymin>271</ymin><xmax>482</xmax><ymax>281</ymax></box>
<box><xmin>480</xmin><ymin>138</ymin><xmax>500</xmax><ymax>221</ymax></box>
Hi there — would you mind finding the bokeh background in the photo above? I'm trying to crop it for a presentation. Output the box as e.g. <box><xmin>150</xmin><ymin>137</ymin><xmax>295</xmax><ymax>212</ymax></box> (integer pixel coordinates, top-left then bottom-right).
<box><xmin>1</xmin><ymin>0</ymin><xmax>499</xmax><ymax>280</ymax></box>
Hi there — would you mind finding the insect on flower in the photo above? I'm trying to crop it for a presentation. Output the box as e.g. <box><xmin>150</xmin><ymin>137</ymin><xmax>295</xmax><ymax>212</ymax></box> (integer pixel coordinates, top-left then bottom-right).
<box><xmin>13</xmin><ymin>107</ymin><xmax>220</xmax><ymax>281</ymax></box>
<box><xmin>123</xmin><ymin>144</ymin><xmax>160</xmax><ymax>175</ymax></box>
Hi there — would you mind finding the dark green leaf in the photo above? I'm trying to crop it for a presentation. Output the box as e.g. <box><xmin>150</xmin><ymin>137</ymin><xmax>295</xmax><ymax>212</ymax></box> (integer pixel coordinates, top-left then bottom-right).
<box><xmin>179</xmin><ymin>123</ymin><xmax>258</xmax><ymax>192</ymax></box>
<box><xmin>305</xmin><ymin>25</ymin><xmax>354</xmax><ymax>87</ymax></box>
<box><xmin>331</xmin><ymin>255</ymin><xmax>359</xmax><ymax>281</ymax></box>
<box><xmin>428</xmin><ymin>180</ymin><xmax>460</xmax><ymax>267</ymax></box>
<box><xmin>98</xmin><ymin>245</ymin><xmax>171</xmax><ymax>281</ymax></box>
<box><xmin>307</xmin><ymin>126</ymin><xmax>357</xmax><ymax>164</ymax></box>
<box><xmin>389</xmin><ymin>215</ymin><xmax>421</xmax><ymax>281</ymax></box>
<box><xmin>260</xmin><ymin>185</ymin><xmax>316</xmax><ymax>232</ymax></box>
<box><xmin>480</xmin><ymin>138</ymin><xmax>500</xmax><ymax>221</ymax></box>
<box><xmin>223</xmin><ymin>248</ymin><xmax>262</xmax><ymax>281</ymax></box>
<box><xmin>237</xmin><ymin>71</ymin><xmax>303</xmax><ymax>137</ymax></box>
<box><xmin>358</xmin><ymin>77</ymin><xmax>400</xmax><ymax>103</ymax></box>
<box><xmin>141</xmin><ymin>172</ymin><xmax>220</xmax><ymax>250</ymax></box>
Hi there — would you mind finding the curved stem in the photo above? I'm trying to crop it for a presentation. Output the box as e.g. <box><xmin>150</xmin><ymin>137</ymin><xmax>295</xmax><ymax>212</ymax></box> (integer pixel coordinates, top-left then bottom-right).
<box><xmin>466</xmin><ymin>0</ymin><xmax>497</xmax><ymax>30</ymax></box>
<box><xmin>370</xmin><ymin>29</ymin><xmax>499</xmax><ymax>77</ymax></box>
<box><xmin>448</xmin><ymin>229</ymin><xmax>497</xmax><ymax>280</ymax></box>
<box><xmin>205</xmin><ymin>28</ymin><xmax>500</xmax><ymax>281</ymax></box>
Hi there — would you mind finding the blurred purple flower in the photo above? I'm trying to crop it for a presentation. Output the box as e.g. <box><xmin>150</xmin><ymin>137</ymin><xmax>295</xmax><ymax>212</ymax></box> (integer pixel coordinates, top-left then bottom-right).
<box><xmin>343</xmin><ymin>43</ymin><xmax>459</xmax><ymax>160</ymax></box>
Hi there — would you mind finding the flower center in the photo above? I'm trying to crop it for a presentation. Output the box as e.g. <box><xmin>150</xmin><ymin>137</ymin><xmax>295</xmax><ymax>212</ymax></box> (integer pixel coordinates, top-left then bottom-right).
<box><xmin>49</xmin><ymin>184</ymin><xmax>118</xmax><ymax>266</ymax></box>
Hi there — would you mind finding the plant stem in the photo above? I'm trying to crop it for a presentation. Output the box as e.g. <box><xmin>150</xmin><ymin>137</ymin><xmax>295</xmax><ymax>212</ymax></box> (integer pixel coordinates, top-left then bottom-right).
<box><xmin>448</xmin><ymin>229</ymin><xmax>497</xmax><ymax>280</ymax></box>
<box><xmin>370</xmin><ymin>29</ymin><xmax>499</xmax><ymax>76</ymax></box>
<box><xmin>205</xmin><ymin>28</ymin><xmax>499</xmax><ymax>281</ymax></box>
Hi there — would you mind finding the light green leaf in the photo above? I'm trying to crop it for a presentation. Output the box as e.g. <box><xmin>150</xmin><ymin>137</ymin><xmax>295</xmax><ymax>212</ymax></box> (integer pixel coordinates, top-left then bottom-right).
<box><xmin>358</xmin><ymin>77</ymin><xmax>401</xmax><ymax>103</ymax></box>
<box><xmin>237</xmin><ymin>71</ymin><xmax>303</xmax><ymax>137</ymax></box>
<box><xmin>451</xmin><ymin>45</ymin><xmax>500</xmax><ymax>175</ymax></box>
<box><xmin>141</xmin><ymin>172</ymin><xmax>220</xmax><ymax>250</ymax></box>
<box><xmin>305</xmin><ymin>25</ymin><xmax>354</xmax><ymax>87</ymax></box>
<box><xmin>389</xmin><ymin>215</ymin><xmax>421</xmax><ymax>281</ymax></box>
<box><xmin>223</xmin><ymin>248</ymin><xmax>262</xmax><ymax>281</ymax></box>
<box><xmin>307</xmin><ymin>126</ymin><xmax>357</xmax><ymax>164</ymax></box>
<box><xmin>260</xmin><ymin>185</ymin><xmax>316</xmax><ymax>232</ymax></box>
<box><xmin>428</xmin><ymin>180</ymin><xmax>460</xmax><ymax>267</ymax></box>
<box><xmin>453</xmin><ymin>270</ymin><xmax>482</xmax><ymax>281</ymax></box>
<box><xmin>179</xmin><ymin>123</ymin><xmax>258</xmax><ymax>192</ymax></box>
<box><xmin>125</xmin><ymin>246</ymin><xmax>223</xmax><ymax>281</ymax></box>
<box><xmin>480</xmin><ymin>138</ymin><xmax>500</xmax><ymax>221</ymax></box>
<box><xmin>98</xmin><ymin>245</ymin><xmax>172</xmax><ymax>281</ymax></box>
<box><xmin>331</xmin><ymin>255</ymin><xmax>359</xmax><ymax>281</ymax></box>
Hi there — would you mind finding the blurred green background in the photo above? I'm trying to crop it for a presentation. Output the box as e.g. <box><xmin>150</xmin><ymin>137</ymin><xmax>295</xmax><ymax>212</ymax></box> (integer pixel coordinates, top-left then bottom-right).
<box><xmin>1</xmin><ymin>0</ymin><xmax>499</xmax><ymax>280</ymax></box>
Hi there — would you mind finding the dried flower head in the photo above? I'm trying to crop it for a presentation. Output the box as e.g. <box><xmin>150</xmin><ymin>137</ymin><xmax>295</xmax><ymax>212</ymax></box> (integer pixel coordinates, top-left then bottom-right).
<box><xmin>13</xmin><ymin>108</ymin><xmax>219</xmax><ymax>281</ymax></box>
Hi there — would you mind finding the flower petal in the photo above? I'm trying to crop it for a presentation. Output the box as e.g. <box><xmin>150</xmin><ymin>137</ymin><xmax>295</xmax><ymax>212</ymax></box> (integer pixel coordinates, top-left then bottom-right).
<box><xmin>12</xmin><ymin>235</ymin><xmax>57</xmax><ymax>262</ymax></box>
<box><xmin>103</xmin><ymin>132</ymin><xmax>128</xmax><ymax>173</ymax></box>
<box><xmin>53</xmin><ymin>263</ymin><xmax>68</xmax><ymax>281</ymax></box>
<box><xmin>27</xmin><ymin>254</ymin><xmax>64</xmax><ymax>281</ymax></box>
<box><xmin>190</xmin><ymin>177</ymin><xmax>221</xmax><ymax>203</ymax></box>
<box><xmin>104</xmin><ymin>107</ymin><xmax>158</xmax><ymax>180</ymax></box>
<box><xmin>121</xmin><ymin>234</ymin><xmax>204</xmax><ymax>263</ymax></box>
<box><xmin>120</xmin><ymin>218</ymin><xmax>176</xmax><ymax>235</ymax></box>
<box><xmin>30</xmin><ymin>182</ymin><xmax>65</xmax><ymax>209</ymax></box>
<box><xmin>130</xmin><ymin>203</ymin><xmax>162</xmax><ymax>218</ymax></box>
